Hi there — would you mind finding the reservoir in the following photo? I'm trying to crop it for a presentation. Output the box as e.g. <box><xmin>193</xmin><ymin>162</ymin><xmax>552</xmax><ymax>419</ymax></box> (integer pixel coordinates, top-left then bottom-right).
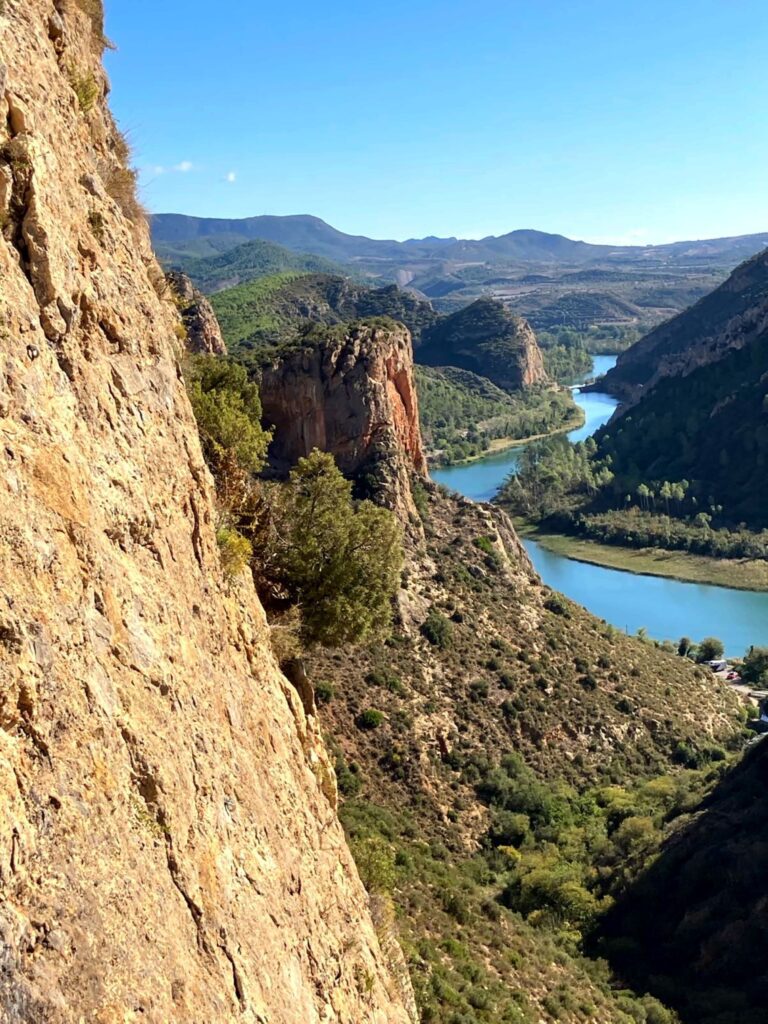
<box><xmin>432</xmin><ymin>355</ymin><xmax>768</xmax><ymax>655</ymax></box>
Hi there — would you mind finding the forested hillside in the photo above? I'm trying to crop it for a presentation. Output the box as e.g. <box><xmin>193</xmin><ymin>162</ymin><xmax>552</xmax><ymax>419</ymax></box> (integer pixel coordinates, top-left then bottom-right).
<box><xmin>598</xmin><ymin>737</ymin><xmax>768</xmax><ymax>1024</ymax></box>
<box><xmin>165</xmin><ymin>238</ymin><xmax>345</xmax><ymax>292</ymax></box>
<box><xmin>501</xmin><ymin>252</ymin><xmax>768</xmax><ymax>558</ymax></box>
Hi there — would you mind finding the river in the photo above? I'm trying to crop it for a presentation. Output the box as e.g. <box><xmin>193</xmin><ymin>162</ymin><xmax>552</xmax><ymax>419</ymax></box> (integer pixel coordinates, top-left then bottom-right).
<box><xmin>432</xmin><ymin>354</ymin><xmax>768</xmax><ymax>655</ymax></box>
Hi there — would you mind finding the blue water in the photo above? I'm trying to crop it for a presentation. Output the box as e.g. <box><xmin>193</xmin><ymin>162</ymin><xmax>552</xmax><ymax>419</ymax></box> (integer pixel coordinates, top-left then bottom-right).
<box><xmin>431</xmin><ymin>354</ymin><xmax>768</xmax><ymax>654</ymax></box>
<box><xmin>433</xmin><ymin>355</ymin><xmax>619</xmax><ymax>501</ymax></box>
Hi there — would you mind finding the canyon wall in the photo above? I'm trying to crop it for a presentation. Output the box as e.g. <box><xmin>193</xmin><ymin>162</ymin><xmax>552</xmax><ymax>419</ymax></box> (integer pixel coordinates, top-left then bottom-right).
<box><xmin>0</xmin><ymin>2</ymin><xmax>414</xmax><ymax>1021</ymax></box>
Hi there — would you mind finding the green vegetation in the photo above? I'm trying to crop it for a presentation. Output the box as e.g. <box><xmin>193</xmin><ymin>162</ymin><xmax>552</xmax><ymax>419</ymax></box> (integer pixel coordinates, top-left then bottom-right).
<box><xmin>211</xmin><ymin>273</ymin><xmax>437</xmax><ymax>365</ymax></box>
<box><xmin>416</xmin><ymin>366</ymin><xmax>579</xmax><ymax>464</ymax></box>
<box><xmin>185</xmin><ymin>357</ymin><xmax>402</xmax><ymax>648</ymax></box>
<box><xmin>68</xmin><ymin>67</ymin><xmax>99</xmax><ymax>114</ymax></box>
<box><xmin>186</xmin><ymin>354</ymin><xmax>271</xmax><ymax>475</ymax></box>
<box><xmin>417</xmin><ymin>297</ymin><xmax>544</xmax><ymax>392</ymax></box>
<box><xmin>741</xmin><ymin>646</ymin><xmax>768</xmax><ymax>685</ymax></box>
<box><xmin>421</xmin><ymin>608</ymin><xmax>453</xmax><ymax>649</ymax></box>
<box><xmin>261</xmin><ymin>450</ymin><xmax>403</xmax><ymax>647</ymax></box>
<box><xmin>215</xmin><ymin>526</ymin><xmax>252</xmax><ymax>580</ymax></box>
<box><xmin>357</xmin><ymin>709</ymin><xmax>385</xmax><ymax>730</ymax></box>
<box><xmin>499</xmin><ymin>433</ymin><xmax>768</xmax><ymax>563</ymax></box>
<box><xmin>536</xmin><ymin>325</ymin><xmax>643</xmax><ymax>383</ymax></box>
<box><xmin>168</xmin><ymin>239</ymin><xmax>343</xmax><ymax>293</ymax></box>
<box><xmin>514</xmin><ymin>523</ymin><xmax>768</xmax><ymax>591</ymax></box>
<box><xmin>309</xmin><ymin>481</ymin><xmax>743</xmax><ymax>1022</ymax></box>
<box><xmin>598</xmin><ymin>739</ymin><xmax>768</xmax><ymax>1024</ymax></box>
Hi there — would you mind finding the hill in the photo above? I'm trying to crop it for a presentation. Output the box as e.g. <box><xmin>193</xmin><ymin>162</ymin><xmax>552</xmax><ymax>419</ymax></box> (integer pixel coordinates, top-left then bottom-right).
<box><xmin>152</xmin><ymin>213</ymin><xmax>768</xmax><ymax>270</ymax></box>
<box><xmin>594</xmin><ymin>248</ymin><xmax>768</xmax><ymax>527</ymax></box>
<box><xmin>164</xmin><ymin>238</ymin><xmax>345</xmax><ymax>292</ymax></box>
<box><xmin>597</xmin><ymin>736</ymin><xmax>768</xmax><ymax>1024</ymax></box>
<box><xmin>210</xmin><ymin>273</ymin><xmax>553</xmax><ymax>398</ymax></box>
<box><xmin>417</xmin><ymin>297</ymin><xmax>549</xmax><ymax>391</ymax></box>
<box><xmin>600</xmin><ymin>247</ymin><xmax>768</xmax><ymax>400</ymax></box>
<box><xmin>210</xmin><ymin>273</ymin><xmax>438</xmax><ymax>366</ymax></box>
<box><xmin>152</xmin><ymin>215</ymin><xmax>768</xmax><ymax>357</ymax></box>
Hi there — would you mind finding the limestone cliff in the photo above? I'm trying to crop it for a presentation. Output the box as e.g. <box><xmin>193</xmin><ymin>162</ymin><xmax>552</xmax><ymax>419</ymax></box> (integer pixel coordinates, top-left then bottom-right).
<box><xmin>259</xmin><ymin>321</ymin><xmax>428</xmax><ymax>521</ymax></box>
<box><xmin>166</xmin><ymin>269</ymin><xmax>227</xmax><ymax>355</ymax></box>
<box><xmin>0</xmin><ymin>3</ymin><xmax>414</xmax><ymax>1021</ymax></box>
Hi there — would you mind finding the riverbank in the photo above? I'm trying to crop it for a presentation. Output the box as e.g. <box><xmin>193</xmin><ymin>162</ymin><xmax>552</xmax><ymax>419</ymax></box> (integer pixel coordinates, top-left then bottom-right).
<box><xmin>429</xmin><ymin>405</ymin><xmax>586</xmax><ymax>468</ymax></box>
<box><xmin>514</xmin><ymin>521</ymin><xmax>768</xmax><ymax>592</ymax></box>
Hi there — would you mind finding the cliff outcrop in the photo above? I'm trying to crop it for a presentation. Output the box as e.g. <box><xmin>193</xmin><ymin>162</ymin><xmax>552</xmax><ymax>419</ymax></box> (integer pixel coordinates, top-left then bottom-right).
<box><xmin>166</xmin><ymin>269</ymin><xmax>227</xmax><ymax>355</ymax></box>
<box><xmin>416</xmin><ymin>298</ymin><xmax>549</xmax><ymax>391</ymax></box>
<box><xmin>0</xmin><ymin>2</ymin><xmax>413</xmax><ymax>1021</ymax></box>
<box><xmin>260</xmin><ymin>321</ymin><xmax>428</xmax><ymax>521</ymax></box>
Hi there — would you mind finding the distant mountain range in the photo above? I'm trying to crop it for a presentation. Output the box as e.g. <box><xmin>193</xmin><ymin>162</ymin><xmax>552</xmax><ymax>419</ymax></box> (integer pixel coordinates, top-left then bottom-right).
<box><xmin>152</xmin><ymin>213</ymin><xmax>768</xmax><ymax>338</ymax></box>
<box><xmin>152</xmin><ymin>213</ymin><xmax>768</xmax><ymax>268</ymax></box>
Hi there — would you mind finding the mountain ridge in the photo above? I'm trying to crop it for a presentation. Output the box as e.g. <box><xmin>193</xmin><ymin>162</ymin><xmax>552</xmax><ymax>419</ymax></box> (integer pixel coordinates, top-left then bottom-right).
<box><xmin>152</xmin><ymin>212</ymin><xmax>768</xmax><ymax>267</ymax></box>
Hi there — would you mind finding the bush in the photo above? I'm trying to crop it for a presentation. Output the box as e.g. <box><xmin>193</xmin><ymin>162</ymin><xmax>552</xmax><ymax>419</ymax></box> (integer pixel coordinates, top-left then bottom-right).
<box><xmin>104</xmin><ymin>166</ymin><xmax>145</xmax><ymax>224</ymax></box>
<box><xmin>216</xmin><ymin>527</ymin><xmax>252</xmax><ymax>579</ymax></box>
<box><xmin>421</xmin><ymin>609</ymin><xmax>453</xmax><ymax>649</ymax></box>
<box><xmin>357</xmin><ymin>709</ymin><xmax>385</xmax><ymax>730</ymax></box>
<box><xmin>742</xmin><ymin>646</ymin><xmax>768</xmax><ymax>685</ymax></box>
<box><xmin>696</xmin><ymin>637</ymin><xmax>725</xmax><ymax>663</ymax></box>
<box><xmin>187</xmin><ymin>355</ymin><xmax>271</xmax><ymax>476</ymax></box>
<box><xmin>68</xmin><ymin>68</ymin><xmax>99</xmax><ymax>113</ymax></box>
<box><xmin>264</xmin><ymin>450</ymin><xmax>403</xmax><ymax>647</ymax></box>
<box><xmin>544</xmin><ymin>593</ymin><xmax>570</xmax><ymax>617</ymax></box>
<box><xmin>314</xmin><ymin>679</ymin><xmax>335</xmax><ymax>705</ymax></box>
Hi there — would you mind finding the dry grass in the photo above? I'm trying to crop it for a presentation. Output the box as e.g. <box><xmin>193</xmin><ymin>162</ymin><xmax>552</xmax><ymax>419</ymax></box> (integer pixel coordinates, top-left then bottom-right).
<box><xmin>103</xmin><ymin>165</ymin><xmax>146</xmax><ymax>225</ymax></box>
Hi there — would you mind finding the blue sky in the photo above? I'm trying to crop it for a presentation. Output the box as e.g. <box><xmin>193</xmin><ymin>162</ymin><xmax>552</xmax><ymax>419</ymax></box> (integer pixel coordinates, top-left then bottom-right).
<box><xmin>105</xmin><ymin>0</ymin><xmax>768</xmax><ymax>243</ymax></box>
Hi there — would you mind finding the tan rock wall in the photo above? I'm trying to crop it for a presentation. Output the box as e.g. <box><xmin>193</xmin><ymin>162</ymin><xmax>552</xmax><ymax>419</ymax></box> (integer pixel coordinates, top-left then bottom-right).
<box><xmin>260</xmin><ymin>322</ymin><xmax>427</xmax><ymax>521</ymax></box>
<box><xmin>0</xmin><ymin>2</ymin><xmax>413</xmax><ymax>1021</ymax></box>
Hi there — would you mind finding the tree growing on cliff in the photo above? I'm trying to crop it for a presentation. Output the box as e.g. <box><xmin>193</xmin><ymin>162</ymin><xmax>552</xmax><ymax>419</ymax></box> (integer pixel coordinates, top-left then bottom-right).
<box><xmin>265</xmin><ymin>450</ymin><xmax>403</xmax><ymax>647</ymax></box>
<box><xmin>186</xmin><ymin>355</ymin><xmax>271</xmax><ymax>478</ymax></box>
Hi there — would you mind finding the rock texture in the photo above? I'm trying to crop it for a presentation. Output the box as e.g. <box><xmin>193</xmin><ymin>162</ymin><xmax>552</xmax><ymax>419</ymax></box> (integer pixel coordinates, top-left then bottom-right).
<box><xmin>416</xmin><ymin>298</ymin><xmax>549</xmax><ymax>391</ymax></box>
<box><xmin>165</xmin><ymin>269</ymin><xmax>227</xmax><ymax>355</ymax></box>
<box><xmin>0</xmin><ymin>3</ymin><xmax>414</xmax><ymax>1022</ymax></box>
<box><xmin>260</xmin><ymin>322</ymin><xmax>428</xmax><ymax>521</ymax></box>
<box><xmin>601</xmin><ymin>246</ymin><xmax>768</xmax><ymax>403</ymax></box>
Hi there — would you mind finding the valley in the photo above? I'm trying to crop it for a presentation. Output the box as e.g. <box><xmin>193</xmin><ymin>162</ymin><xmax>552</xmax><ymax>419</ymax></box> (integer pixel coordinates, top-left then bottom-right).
<box><xmin>2</xmin><ymin>3</ymin><xmax>767</xmax><ymax>1023</ymax></box>
<box><xmin>433</xmin><ymin>355</ymin><xmax>768</xmax><ymax>653</ymax></box>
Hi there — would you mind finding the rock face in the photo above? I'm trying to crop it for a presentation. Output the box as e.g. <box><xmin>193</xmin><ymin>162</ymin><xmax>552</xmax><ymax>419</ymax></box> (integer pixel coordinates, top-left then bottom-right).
<box><xmin>0</xmin><ymin>3</ymin><xmax>413</xmax><ymax>1022</ymax></box>
<box><xmin>416</xmin><ymin>298</ymin><xmax>549</xmax><ymax>391</ymax></box>
<box><xmin>260</xmin><ymin>321</ymin><xmax>428</xmax><ymax>520</ymax></box>
<box><xmin>165</xmin><ymin>269</ymin><xmax>227</xmax><ymax>355</ymax></box>
<box><xmin>601</xmin><ymin>247</ymin><xmax>768</xmax><ymax>403</ymax></box>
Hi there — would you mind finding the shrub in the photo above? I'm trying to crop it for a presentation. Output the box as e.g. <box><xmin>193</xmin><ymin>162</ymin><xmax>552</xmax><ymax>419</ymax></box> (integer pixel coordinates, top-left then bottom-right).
<box><xmin>544</xmin><ymin>592</ymin><xmax>570</xmax><ymax>617</ymax></box>
<box><xmin>421</xmin><ymin>609</ymin><xmax>453</xmax><ymax>649</ymax></box>
<box><xmin>263</xmin><ymin>450</ymin><xmax>403</xmax><ymax>647</ymax></box>
<box><xmin>741</xmin><ymin>646</ymin><xmax>768</xmax><ymax>685</ymax></box>
<box><xmin>104</xmin><ymin>166</ymin><xmax>145</xmax><ymax>224</ymax></box>
<box><xmin>314</xmin><ymin>679</ymin><xmax>335</xmax><ymax>705</ymax></box>
<box><xmin>68</xmin><ymin>68</ymin><xmax>99</xmax><ymax>113</ymax></box>
<box><xmin>357</xmin><ymin>709</ymin><xmax>385</xmax><ymax>731</ymax></box>
<box><xmin>187</xmin><ymin>355</ymin><xmax>271</xmax><ymax>476</ymax></box>
<box><xmin>87</xmin><ymin>210</ymin><xmax>105</xmax><ymax>242</ymax></box>
<box><xmin>695</xmin><ymin>636</ymin><xmax>725</xmax><ymax>663</ymax></box>
<box><xmin>216</xmin><ymin>527</ymin><xmax>252</xmax><ymax>579</ymax></box>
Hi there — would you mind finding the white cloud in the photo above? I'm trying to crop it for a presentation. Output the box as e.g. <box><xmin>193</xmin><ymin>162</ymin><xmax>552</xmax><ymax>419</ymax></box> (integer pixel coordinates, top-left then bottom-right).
<box><xmin>226</xmin><ymin>171</ymin><xmax>237</xmax><ymax>183</ymax></box>
<box><xmin>145</xmin><ymin>160</ymin><xmax>194</xmax><ymax>178</ymax></box>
